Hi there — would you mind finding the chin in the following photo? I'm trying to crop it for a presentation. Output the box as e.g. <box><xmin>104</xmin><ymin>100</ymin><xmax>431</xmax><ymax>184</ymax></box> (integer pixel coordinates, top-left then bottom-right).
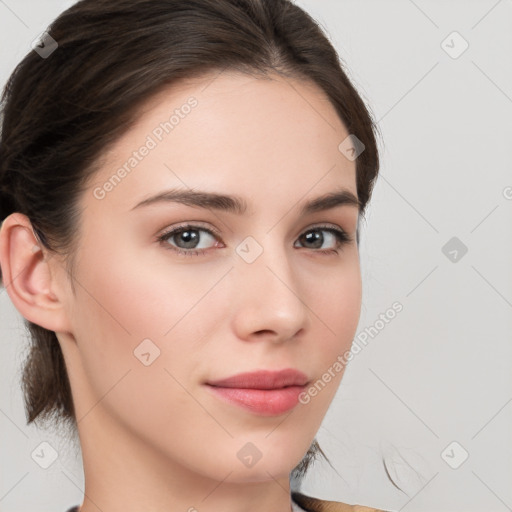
<box><xmin>218</xmin><ymin>439</ymin><xmax>306</xmax><ymax>484</ymax></box>
<box><xmin>220</xmin><ymin>462</ymin><xmax>295</xmax><ymax>484</ymax></box>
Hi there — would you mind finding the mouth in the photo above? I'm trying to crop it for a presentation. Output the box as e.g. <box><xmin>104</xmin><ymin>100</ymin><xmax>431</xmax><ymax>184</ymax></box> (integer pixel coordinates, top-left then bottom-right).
<box><xmin>204</xmin><ymin>368</ymin><xmax>309</xmax><ymax>416</ymax></box>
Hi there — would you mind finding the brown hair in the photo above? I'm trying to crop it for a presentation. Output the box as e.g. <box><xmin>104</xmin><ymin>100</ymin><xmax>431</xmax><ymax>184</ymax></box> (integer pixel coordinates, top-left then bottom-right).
<box><xmin>0</xmin><ymin>0</ymin><xmax>380</xmax><ymax>481</ymax></box>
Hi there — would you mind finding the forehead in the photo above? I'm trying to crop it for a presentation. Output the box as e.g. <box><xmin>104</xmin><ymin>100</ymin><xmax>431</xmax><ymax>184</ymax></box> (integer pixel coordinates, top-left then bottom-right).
<box><xmin>86</xmin><ymin>71</ymin><xmax>357</xmax><ymax>215</ymax></box>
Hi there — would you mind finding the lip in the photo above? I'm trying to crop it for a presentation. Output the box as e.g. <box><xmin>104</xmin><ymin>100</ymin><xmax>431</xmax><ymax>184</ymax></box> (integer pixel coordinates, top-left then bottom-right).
<box><xmin>206</xmin><ymin>368</ymin><xmax>309</xmax><ymax>389</ymax></box>
<box><xmin>204</xmin><ymin>369</ymin><xmax>309</xmax><ymax>416</ymax></box>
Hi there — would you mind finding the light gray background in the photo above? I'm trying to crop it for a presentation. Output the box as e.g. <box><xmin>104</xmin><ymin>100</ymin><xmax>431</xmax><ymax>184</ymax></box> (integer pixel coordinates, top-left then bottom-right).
<box><xmin>1</xmin><ymin>1</ymin><xmax>511</xmax><ymax>511</ymax></box>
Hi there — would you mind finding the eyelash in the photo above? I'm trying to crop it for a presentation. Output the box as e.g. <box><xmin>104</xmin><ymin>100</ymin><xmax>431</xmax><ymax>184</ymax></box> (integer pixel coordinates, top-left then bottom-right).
<box><xmin>156</xmin><ymin>223</ymin><xmax>353</xmax><ymax>258</ymax></box>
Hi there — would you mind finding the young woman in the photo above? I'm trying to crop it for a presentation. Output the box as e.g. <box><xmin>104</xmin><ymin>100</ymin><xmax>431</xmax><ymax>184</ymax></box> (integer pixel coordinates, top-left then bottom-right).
<box><xmin>0</xmin><ymin>1</ymin><xmax>389</xmax><ymax>510</ymax></box>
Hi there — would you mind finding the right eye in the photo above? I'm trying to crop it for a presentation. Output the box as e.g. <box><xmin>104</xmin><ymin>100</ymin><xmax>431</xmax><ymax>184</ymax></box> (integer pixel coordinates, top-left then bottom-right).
<box><xmin>157</xmin><ymin>224</ymin><xmax>223</xmax><ymax>257</ymax></box>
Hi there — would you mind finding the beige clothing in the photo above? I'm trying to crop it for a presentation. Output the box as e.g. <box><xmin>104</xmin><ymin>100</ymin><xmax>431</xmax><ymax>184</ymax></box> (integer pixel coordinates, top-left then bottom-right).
<box><xmin>292</xmin><ymin>491</ymin><xmax>391</xmax><ymax>512</ymax></box>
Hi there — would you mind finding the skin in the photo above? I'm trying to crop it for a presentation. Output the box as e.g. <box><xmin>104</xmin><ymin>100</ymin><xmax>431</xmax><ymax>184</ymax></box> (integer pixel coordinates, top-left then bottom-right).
<box><xmin>0</xmin><ymin>71</ymin><xmax>362</xmax><ymax>512</ymax></box>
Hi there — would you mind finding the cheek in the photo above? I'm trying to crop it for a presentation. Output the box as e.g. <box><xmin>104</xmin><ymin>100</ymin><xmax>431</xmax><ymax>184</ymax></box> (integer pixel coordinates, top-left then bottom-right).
<box><xmin>297</xmin><ymin>263</ymin><xmax>362</xmax><ymax>412</ymax></box>
<box><xmin>307</xmin><ymin>254</ymin><xmax>362</xmax><ymax>345</ymax></box>
<box><xmin>75</xmin><ymin>234</ymin><xmax>221</xmax><ymax>334</ymax></box>
<box><xmin>69</xmin><ymin>239</ymin><xmax>230</xmax><ymax>389</ymax></box>
<box><xmin>68</xmin><ymin>243</ymin><xmax>225</xmax><ymax>440</ymax></box>
<box><xmin>298</xmin><ymin>257</ymin><xmax>362</xmax><ymax>412</ymax></box>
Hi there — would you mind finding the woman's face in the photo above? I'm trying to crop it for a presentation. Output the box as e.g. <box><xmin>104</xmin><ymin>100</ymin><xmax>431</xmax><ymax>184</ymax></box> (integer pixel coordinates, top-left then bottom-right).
<box><xmin>56</xmin><ymin>71</ymin><xmax>362</xmax><ymax>489</ymax></box>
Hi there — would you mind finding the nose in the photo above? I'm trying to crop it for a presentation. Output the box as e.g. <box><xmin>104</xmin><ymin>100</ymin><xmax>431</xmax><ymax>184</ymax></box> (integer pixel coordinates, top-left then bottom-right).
<box><xmin>230</xmin><ymin>239</ymin><xmax>309</xmax><ymax>344</ymax></box>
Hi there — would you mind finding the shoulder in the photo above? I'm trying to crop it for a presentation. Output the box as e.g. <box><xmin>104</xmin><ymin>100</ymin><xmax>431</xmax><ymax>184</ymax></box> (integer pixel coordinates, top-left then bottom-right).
<box><xmin>292</xmin><ymin>491</ymin><xmax>392</xmax><ymax>512</ymax></box>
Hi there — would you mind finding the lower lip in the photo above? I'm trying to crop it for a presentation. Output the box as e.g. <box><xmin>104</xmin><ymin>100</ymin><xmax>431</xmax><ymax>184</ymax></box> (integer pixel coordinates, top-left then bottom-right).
<box><xmin>204</xmin><ymin>384</ymin><xmax>306</xmax><ymax>416</ymax></box>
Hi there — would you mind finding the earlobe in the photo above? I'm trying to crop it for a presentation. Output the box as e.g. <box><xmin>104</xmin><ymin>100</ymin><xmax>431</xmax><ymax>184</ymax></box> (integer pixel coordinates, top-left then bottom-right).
<box><xmin>0</xmin><ymin>213</ymin><xmax>72</xmax><ymax>334</ymax></box>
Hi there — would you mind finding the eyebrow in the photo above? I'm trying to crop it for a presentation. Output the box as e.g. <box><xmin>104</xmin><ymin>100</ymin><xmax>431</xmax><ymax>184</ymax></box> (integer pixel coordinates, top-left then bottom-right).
<box><xmin>130</xmin><ymin>188</ymin><xmax>361</xmax><ymax>215</ymax></box>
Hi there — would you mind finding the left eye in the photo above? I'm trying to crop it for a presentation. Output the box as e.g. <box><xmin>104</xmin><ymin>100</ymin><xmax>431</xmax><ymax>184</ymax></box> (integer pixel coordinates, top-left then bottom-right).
<box><xmin>157</xmin><ymin>224</ymin><xmax>351</xmax><ymax>257</ymax></box>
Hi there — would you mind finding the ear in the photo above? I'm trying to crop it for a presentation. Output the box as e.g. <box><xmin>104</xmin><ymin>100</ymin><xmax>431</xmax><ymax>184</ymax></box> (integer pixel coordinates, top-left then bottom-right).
<box><xmin>0</xmin><ymin>213</ymin><xmax>73</xmax><ymax>334</ymax></box>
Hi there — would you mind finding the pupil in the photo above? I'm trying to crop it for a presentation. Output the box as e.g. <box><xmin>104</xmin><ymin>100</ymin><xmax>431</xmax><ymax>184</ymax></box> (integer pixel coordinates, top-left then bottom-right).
<box><xmin>179</xmin><ymin>230</ymin><xmax>198</xmax><ymax>248</ymax></box>
<box><xmin>304</xmin><ymin>230</ymin><xmax>322</xmax><ymax>248</ymax></box>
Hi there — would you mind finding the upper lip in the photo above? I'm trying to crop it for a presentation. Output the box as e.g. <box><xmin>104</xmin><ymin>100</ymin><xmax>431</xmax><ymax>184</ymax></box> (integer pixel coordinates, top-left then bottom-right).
<box><xmin>206</xmin><ymin>369</ymin><xmax>309</xmax><ymax>389</ymax></box>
